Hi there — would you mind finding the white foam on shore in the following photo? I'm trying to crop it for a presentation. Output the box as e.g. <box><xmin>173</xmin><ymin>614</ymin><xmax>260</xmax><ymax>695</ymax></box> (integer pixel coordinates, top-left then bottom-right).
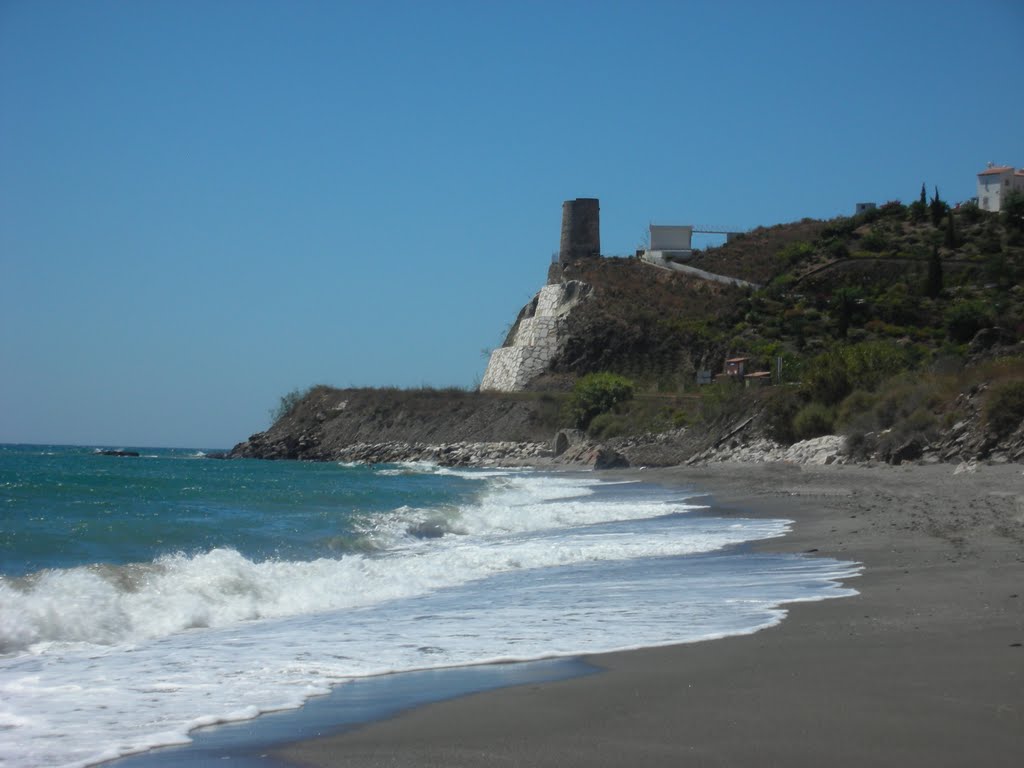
<box><xmin>0</xmin><ymin>472</ymin><xmax>860</xmax><ymax>768</ymax></box>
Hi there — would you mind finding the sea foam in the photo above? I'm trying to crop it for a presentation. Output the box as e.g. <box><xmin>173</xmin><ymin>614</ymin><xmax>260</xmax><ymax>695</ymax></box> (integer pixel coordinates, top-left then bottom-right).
<box><xmin>0</xmin><ymin>477</ymin><xmax>745</xmax><ymax>653</ymax></box>
<box><xmin>0</xmin><ymin>468</ymin><xmax>860</xmax><ymax>768</ymax></box>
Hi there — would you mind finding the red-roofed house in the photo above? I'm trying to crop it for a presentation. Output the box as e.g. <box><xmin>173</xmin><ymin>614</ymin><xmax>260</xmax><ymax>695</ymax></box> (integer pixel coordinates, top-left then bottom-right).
<box><xmin>977</xmin><ymin>163</ymin><xmax>1024</xmax><ymax>212</ymax></box>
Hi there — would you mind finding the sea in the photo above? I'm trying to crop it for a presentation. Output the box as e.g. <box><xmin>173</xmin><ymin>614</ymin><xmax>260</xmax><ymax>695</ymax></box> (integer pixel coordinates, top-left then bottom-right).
<box><xmin>0</xmin><ymin>443</ymin><xmax>860</xmax><ymax>767</ymax></box>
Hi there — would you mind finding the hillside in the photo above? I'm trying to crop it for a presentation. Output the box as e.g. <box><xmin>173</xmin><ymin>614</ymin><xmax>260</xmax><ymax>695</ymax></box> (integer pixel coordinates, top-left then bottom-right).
<box><xmin>547</xmin><ymin>199</ymin><xmax>1023</xmax><ymax>383</ymax></box>
<box><xmin>232</xmin><ymin>195</ymin><xmax>1024</xmax><ymax>466</ymax></box>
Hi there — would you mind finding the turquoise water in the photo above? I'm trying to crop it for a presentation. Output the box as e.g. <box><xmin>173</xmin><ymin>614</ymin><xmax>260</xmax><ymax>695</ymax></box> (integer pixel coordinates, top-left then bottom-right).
<box><xmin>1</xmin><ymin>444</ymin><xmax>478</xmax><ymax>576</ymax></box>
<box><xmin>0</xmin><ymin>444</ymin><xmax>859</xmax><ymax>768</ymax></box>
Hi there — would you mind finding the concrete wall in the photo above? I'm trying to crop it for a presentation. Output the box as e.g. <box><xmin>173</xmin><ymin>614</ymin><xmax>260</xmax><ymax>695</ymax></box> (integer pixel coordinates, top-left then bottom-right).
<box><xmin>650</xmin><ymin>225</ymin><xmax>693</xmax><ymax>251</ymax></box>
<box><xmin>640</xmin><ymin>250</ymin><xmax>761</xmax><ymax>289</ymax></box>
<box><xmin>481</xmin><ymin>281</ymin><xmax>591</xmax><ymax>391</ymax></box>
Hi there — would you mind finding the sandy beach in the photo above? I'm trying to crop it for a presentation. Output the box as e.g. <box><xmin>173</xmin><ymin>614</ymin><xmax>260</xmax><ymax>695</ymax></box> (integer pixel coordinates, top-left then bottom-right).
<box><xmin>276</xmin><ymin>462</ymin><xmax>1024</xmax><ymax>768</ymax></box>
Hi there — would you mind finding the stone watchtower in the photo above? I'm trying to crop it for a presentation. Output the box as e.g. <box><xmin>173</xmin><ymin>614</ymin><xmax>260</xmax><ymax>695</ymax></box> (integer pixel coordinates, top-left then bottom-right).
<box><xmin>558</xmin><ymin>198</ymin><xmax>600</xmax><ymax>263</ymax></box>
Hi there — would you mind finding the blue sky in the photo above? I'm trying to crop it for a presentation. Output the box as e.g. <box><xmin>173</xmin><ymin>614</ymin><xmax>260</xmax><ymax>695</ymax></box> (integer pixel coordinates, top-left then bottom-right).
<box><xmin>2</xmin><ymin>0</ymin><xmax>1022</xmax><ymax>448</ymax></box>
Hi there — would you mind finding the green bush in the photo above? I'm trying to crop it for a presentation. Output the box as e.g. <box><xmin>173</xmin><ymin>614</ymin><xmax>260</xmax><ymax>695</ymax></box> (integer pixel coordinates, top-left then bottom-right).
<box><xmin>270</xmin><ymin>387</ymin><xmax>311</xmax><ymax>423</ymax></box>
<box><xmin>1001</xmin><ymin>190</ymin><xmax>1024</xmax><ymax>232</ymax></box>
<box><xmin>836</xmin><ymin>389</ymin><xmax>877</xmax><ymax>429</ymax></box>
<box><xmin>568</xmin><ymin>373</ymin><xmax>635</xmax><ymax>429</ymax></box>
<box><xmin>802</xmin><ymin>350</ymin><xmax>851</xmax><ymax>405</ymax></box>
<box><xmin>958</xmin><ymin>201</ymin><xmax>983</xmax><ymax>225</ymax></box>
<box><xmin>944</xmin><ymin>300</ymin><xmax>992</xmax><ymax>343</ymax></box>
<box><xmin>860</xmin><ymin>228</ymin><xmax>890</xmax><ymax>253</ymax></box>
<box><xmin>793</xmin><ymin>402</ymin><xmax>835</xmax><ymax>440</ymax></box>
<box><xmin>822</xmin><ymin>217</ymin><xmax>857</xmax><ymax>239</ymax></box>
<box><xmin>868</xmin><ymin>376</ymin><xmax>942</xmax><ymax>430</ymax></box>
<box><xmin>776</xmin><ymin>241</ymin><xmax>814</xmax><ymax>268</ymax></box>
<box><xmin>587</xmin><ymin>411</ymin><xmax>630</xmax><ymax>440</ymax></box>
<box><xmin>671</xmin><ymin>409</ymin><xmax>691</xmax><ymax>428</ymax></box>
<box><xmin>763</xmin><ymin>387</ymin><xmax>802</xmax><ymax>443</ymax></box>
<box><xmin>879</xmin><ymin>201</ymin><xmax>906</xmax><ymax>218</ymax></box>
<box><xmin>825</xmin><ymin>238</ymin><xmax>849</xmax><ymax>259</ymax></box>
<box><xmin>984</xmin><ymin>380</ymin><xmax>1024</xmax><ymax>437</ymax></box>
<box><xmin>698</xmin><ymin>380</ymin><xmax>751</xmax><ymax>425</ymax></box>
<box><xmin>843</xmin><ymin>341</ymin><xmax>911</xmax><ymax>391</ymax></box>
<box><xmin>902</xmin><ymin>407</ymin><xmax>937</xmax><ymax>434</ymax></box>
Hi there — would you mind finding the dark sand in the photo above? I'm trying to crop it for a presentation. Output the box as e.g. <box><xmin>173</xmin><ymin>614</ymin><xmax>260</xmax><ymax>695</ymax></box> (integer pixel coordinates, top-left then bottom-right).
<box><xmin>277</xmin><ymin>462</ymin><xmax>1024</xmax><ymax>768</ymax></box>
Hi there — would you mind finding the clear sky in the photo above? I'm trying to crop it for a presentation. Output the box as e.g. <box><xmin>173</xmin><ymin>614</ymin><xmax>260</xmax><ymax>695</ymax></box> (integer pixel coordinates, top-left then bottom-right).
<box><xmin>2</xmin><ymin>0</ymin><xmax>1022</xmax><ymax>449</ymax></box>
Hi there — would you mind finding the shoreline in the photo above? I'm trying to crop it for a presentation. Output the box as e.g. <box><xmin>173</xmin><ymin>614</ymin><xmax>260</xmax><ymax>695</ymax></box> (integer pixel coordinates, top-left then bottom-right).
<box><xmin>274</xmin><ymin>461</ymin><xmax>1024</xmax><ymax>767</ymax></box>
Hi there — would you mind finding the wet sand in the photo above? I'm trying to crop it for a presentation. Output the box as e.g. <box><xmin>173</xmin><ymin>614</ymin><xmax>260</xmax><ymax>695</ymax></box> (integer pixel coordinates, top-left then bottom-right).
<box><xmin>275</xmin><ymin>462</ymin><xmax>1024</xmax><ymax>768</ymax></box>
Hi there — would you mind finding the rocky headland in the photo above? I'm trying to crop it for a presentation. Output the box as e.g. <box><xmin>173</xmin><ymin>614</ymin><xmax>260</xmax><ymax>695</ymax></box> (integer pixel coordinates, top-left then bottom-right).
<box><xmin>230</xmin><ymin>199</ymin><xmax>1023</xmax><ymax>471</ymax></box>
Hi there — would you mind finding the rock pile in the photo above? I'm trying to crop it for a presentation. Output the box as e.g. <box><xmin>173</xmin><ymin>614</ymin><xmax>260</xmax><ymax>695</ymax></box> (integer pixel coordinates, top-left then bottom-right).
<box><xmin>333</xmin><ymin>441</ymin><xmax>551</xmax><ymax>467</ymax></box>
<box><xmin>685</xmin><ymin>435</ymin><xmax>848</xmax><ymax>466</ymax></box>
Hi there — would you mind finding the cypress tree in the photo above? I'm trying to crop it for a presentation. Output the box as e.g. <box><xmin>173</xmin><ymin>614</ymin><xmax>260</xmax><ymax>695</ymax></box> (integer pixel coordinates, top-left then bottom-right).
<box><xmin>944</xmin><ymin>210</ymin><xmax>958</xmax><ymax>248</ymax></box>
<box><xmin>909</xmin><ymin>182</ymin><xmax>928</xmax><ymax>223</ymax></box>
<box><xmin>926</xmin><ymin>246</ymin><xmax>944</xmax><ymax>298</ymax></box>
<box><xmin>929</xmin><ymin>186</ymin><xmax>947</xmax><ymax>226</ymax></box>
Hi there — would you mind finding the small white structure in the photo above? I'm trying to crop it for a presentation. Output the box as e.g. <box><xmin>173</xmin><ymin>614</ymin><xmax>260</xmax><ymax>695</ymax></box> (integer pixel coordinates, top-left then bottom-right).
<box><xmin>648</xmin><ymin>225</ymin><xmax>693</xmax><ymax>262</ymax></box>
<box><xmin>977</xmin><ymin>163</ymin><xmax>1024</xmax><ymax>212</ymax></box>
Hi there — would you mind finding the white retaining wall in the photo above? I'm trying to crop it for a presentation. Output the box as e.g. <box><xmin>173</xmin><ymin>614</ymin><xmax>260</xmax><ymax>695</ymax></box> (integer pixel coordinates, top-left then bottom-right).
<box><xmin>481</xmin><ymin>282</ymin><xmax>588</xmax><ymax>391</ymax></box>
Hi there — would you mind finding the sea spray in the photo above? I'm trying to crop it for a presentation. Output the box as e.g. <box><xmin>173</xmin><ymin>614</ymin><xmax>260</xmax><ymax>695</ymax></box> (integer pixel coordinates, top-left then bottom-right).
<box><xmin>0</xmin><ymin>445</ymin><xmax>860</xmax><ymax>767</ymax></box>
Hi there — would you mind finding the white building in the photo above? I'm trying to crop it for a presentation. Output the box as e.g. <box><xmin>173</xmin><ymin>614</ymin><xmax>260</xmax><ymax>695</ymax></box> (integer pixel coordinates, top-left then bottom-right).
<box><xmin>977</xmin><ymin>163</ymin><xmax>1024</xmax><ymax>212</ymax></box>
<box><xmin>647</xmin><ymin>225</ymin><xmax>693</xmax><ymax>262</ymax></box>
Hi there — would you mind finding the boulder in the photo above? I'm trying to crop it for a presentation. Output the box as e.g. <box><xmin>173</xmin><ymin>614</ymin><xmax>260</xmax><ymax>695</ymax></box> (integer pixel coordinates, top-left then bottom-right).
<box><xmin>552</xmin><ymin>428</ymin><xmax>587</xmax><ymax>457</ymax></box>
<box><xmin>590</xmin><ymin>446</ymin><xmax>629</xmax><ymax>469</ymax></box>
<box><xmin>889</xmin><ymin>438</ymin><xmax>924</xmax><ymax>465</ymax></box>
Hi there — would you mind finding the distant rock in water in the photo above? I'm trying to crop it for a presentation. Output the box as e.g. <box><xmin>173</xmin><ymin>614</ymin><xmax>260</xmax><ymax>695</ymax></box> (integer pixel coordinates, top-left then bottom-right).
<box><xmin>96</xmin><ymin>449</ymin><xmax>140</xmax><ymax>457</ymax></box>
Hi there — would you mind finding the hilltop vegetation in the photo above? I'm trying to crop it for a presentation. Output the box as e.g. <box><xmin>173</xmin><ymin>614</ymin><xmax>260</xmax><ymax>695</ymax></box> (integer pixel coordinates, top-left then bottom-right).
<box><xmin>236</xmin><ymin>190</ymin><xmax>1023</xmax><ymax>465</ymax></box>
<box><xmin>541</xmin><ymin>190</ymin><xmax>1023</xmax><ymax>461</ymax></box>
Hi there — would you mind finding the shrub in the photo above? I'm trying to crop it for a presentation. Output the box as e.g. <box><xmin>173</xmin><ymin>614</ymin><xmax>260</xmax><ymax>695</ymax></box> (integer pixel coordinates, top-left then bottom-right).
<box><xmin>1002</xmin><ymin>190</ymin><xmax>1024</xmax><ymax>232</ymax></box>
<box><xmin>822</xmin><ymin>217</ymin><xmax>857</xmax><ymax>239</ymax></box>
<box><xmin>902</xmin><ymin>407</ymin><xmax>937</xmax><ymax>434</ymax></box>
<box><xmin>587</xmin><ymin>411</ymin><xmax>630</xmax><ymax>440</ymax></box>
<box><xmin>825</xmin><ymin>238</ymin><xmax>849</xmax><ymax>259</ymax></box>
<box><xmin>671</xmin><ymin>409</ymin><xmax>691</xmax><ymax>428</ymax></box>
<box><xmin>698</xmin><ymin>380</ymin><xmax>751</xmax><ymax>426</ymax></box>
<box><xmin>776</xmin><ymin>241</ymin><xmax>814</xmax><ymax>268</ymax></box>
<box><xmin>958</xmin><ymin>201</ymin><xmax>983</xmax><ymax>225</ymax></box>
<box><xmin>879</xmin><ymin>200</ymin><xmax>906</xmax><ymax>218</ymax></box>
<box><xmin>270</xmin><ymin>387</ymin><xmax>311</xmax><ymax>423</ymax></box>
<box><xmin>836</xmin><ymin>389</ymin><xmax>877</xmax><ymax>430</ymax></box>
<box><xmin>802</xmin><ymin>350</ymin><xmax>851</xmax><ymax>405</ymax></box>
<box><xmin>984</xmin><ymin>380</ymin><xmax>1024</xmax><ymax>437</ymax></box>
<box><xmin>868</xmin><ymin>376</ymin><xmax>943</xmax><ymax>430</ymax></box>
<box><xmin>793</xmin><ymin>403</ymin><xmax>835</xmax><ymax>440</ymax></box>
<box><xmin>945</xmin><ymin>300</ymin><xmax>992</xmax><ymax>343</ymax></box>
<box><xmin>860</xmin><ymin>228</ymin><xmax>890</xmax><ymax>253</ymax></box>
<box><xmin>763</xmin><ymin>388</ymin><xmax>802</xmax><ymax>443</ymax></box>
<box><xmin>843</xmin><ymin>341</ymin><xmax>911</xmax><ymax>391</ymax></box>
<box><xmin>568</xmin><ymin>373</ymin><xmax>635</xmax><ymax>429</ymax></box>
